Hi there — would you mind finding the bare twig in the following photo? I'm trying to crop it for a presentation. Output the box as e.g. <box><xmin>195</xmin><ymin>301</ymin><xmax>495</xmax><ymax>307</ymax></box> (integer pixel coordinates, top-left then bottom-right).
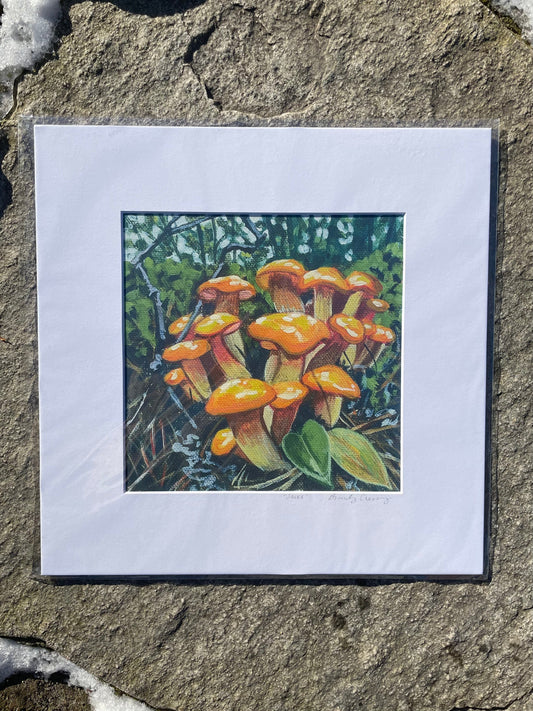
<box><xmin>132</xmin><ymin>215</ymin><xmax>211</xmax><ymax>266</ymax></box>
<box><xmin>241</xmin><ymin>215</ymin><xmax>265</xmax><ymax>242</ymax></box>
<box><xmin>136</xmin><ymin>262</ymin><xmax>167</xmax><ymax>350</ymax></box>
<box><xmin>167</xmin><ymin>386</ymin><xmax>197</xmax><ymax>429</ymax></box>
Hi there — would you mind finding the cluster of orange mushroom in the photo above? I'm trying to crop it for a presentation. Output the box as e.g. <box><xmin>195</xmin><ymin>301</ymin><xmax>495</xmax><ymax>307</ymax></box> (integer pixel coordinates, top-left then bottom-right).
<box><xmin>161</xmin><ymin>260</ymin><xmax>395</xmax><ymax>473</ymax></box>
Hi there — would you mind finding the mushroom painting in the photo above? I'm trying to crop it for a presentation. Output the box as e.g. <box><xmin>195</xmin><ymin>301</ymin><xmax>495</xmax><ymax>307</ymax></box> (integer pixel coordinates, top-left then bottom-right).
<box><xmin>124</xmin><ymin>213</ymin><xmax>403</xmax><ymax>492</ymax></box>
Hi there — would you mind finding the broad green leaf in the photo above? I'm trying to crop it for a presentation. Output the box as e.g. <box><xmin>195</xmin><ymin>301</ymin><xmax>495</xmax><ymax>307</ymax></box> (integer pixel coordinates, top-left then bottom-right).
<box><xmin>301</xmin><ymin>420</ymin><xmax>330</xmax><ymax>476</ymax></box>
<box><xmin>328</xmin><ymin>428</ymin><xmax>392</xmax><ymax>489</ymax></box>
<box><xmin>282</xmin><ymin>420</ymin><xmax>332</xmax><ymax>488</ymax></box>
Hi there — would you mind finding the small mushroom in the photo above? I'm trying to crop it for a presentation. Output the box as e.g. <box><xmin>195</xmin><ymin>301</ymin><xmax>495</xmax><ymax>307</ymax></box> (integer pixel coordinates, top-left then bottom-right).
<box><xmin>301</xmin><ymin>268</ymin><xmax>348</xmax><ymax>322</ymax></box>
<box><xmin>163</xmin><ymin>367</ymin><xmax>202</xmax><ymax>402</ymax></box>
<box><xmin>358</xmin><ymin>324</ymin><xmax>396</xmax><ymax>368</ymax></box>
<box><xmin>342</xmin><ymin>321</ymin><xmax>376</xmax><ymax>369</ymax></box>
<box><xmin>195</xmin><ymin>313</ymin><xmax>250</xmax><ymax>381</ymax></box>
<box><xmin>168</xmin><ymin>313</ymin><xmax>202</xmax><ymax>339</ymax></box>
<box><xmin>248</xmin><ymin>312</ymin><xmax>330</xmax><ymax>383</ymax></box>
<box><xmin>302</xmin><ymin>365</ymin><xmax>360</xmax><ymax>427</ymax></box>
<box><xmin>211</xmin><ymin>428</ymin><xmax>249</xmax><ymax>462</ymax></box>
<box><xmin>162</xmin><ymin>339</ymin><xmax>212</xmax><ymax>400</ymax></box>
<box><xmin>307</xmin><ymin>314</ymin><xmax>365</xmax><ymax>370</ymax></box>
<box><xmin>197</xmin><ymin>275</ymin><xmax>256</xmax><ymax>315</ymax></box>
<box><xmin>256</xmin><ymin>259</ymin><xmax>306</xmax><ymax>312</ymax></box>
<box><xmin>269</xmin><ymin>381</ymin><xmax>309</xmax><ymax>444</ymax></box>
<box><xmin>206</xmin><ymin>378</ymin><xmax>287</xmax><ymax>471</ymax></box>
<box><xmin>358</xmin><ymin>298</ymin><xmax>390</xmax><ymax>323</ymax></box>
<box><xmin>342</xmin><ymin>271</ymin><xmax>383</xmax><ymax>317</ymax></box>
<box><xmin>211</xmin><ymin>428</ymin><xmax>237</xmax><ymax>456</ymax></box>
<box><xmin>197</xmin><ymin>275</ymin><xmax>254</xmax><ymax>363</ymax></box>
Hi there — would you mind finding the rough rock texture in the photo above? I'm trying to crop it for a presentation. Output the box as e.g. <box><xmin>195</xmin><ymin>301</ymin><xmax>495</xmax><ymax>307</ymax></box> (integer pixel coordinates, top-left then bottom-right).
<box><xmin>0</xmin><ymin>1</ymin><xmax>532</xmax><ymax>710</ymax></box>
<box><xmin>0</xmin><ymin>677</ymin><xmax>91</xmax><ymax>711</ymax></box>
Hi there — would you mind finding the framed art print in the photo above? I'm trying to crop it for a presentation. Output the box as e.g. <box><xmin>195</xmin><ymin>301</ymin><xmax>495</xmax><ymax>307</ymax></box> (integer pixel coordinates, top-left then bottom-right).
<box><xmin>34</xmin><ymin>124</ymin><xmax>495</xmax><ymax>576</ymax></box>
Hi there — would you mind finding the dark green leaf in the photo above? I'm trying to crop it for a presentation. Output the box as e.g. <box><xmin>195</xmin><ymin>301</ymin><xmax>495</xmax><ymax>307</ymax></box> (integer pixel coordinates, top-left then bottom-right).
<box><xmin>282</xmin><ymin>420</ymin><xmax>332</xmax><ymax>488</ymax></box>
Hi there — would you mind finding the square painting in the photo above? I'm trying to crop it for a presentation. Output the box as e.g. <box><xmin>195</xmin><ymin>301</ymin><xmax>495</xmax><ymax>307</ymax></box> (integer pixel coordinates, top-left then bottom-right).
<box><xmin>124</xmin><ymin>214</ymin><xmax>403</xmax><ymax>493</ymax></box>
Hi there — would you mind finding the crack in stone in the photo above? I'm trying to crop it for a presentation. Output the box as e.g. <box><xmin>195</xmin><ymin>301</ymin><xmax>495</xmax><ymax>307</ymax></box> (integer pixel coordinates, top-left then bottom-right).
<box><xmin>183</xmin><ymin>19</ymin><xmax>218</xmax><ymax>64</ymax></box>
<box><xmin>182</xmin><ymin>3</ymin><xmax>328</xmax><ymax>117</ymax></box>
<box><xmin>478</xmin><ymin>0</ymin><xmax>531</xmax><ymax>44</ymax></box>
<box><xmin>450</xmin><ymin>684</ymin><xmax>533</xmax><ymax>711</ymax></box>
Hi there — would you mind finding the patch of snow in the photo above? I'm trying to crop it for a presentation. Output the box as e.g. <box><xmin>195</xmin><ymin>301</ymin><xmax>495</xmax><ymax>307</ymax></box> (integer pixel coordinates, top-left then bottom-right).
<box><xmin>0</xmin><ymin>0</ymin><xmax>62</xmax><ymax>117</ymax></box>
<box><xmin>490</xmin><ymin>0</ymin><xmax>533</xmax><ymax>41</ymax></box>
<box><xmin>0</xmin><ymin>637</ymin><xmax>155</xmax><ymax>711</ymax></box>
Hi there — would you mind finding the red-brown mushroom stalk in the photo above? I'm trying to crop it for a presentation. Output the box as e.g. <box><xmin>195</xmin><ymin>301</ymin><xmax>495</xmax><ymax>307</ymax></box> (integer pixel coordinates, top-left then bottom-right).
<box><xmin>357</xmin><ymin>297</ymin><xmax>390</xmax><ymax>323</ymax></box>
<box><xmin>206</xmin><ymin>379</ymin><xmax>287</xmax><ymax>471</ymax></box>
<box><xmin>302</xmin><ymin>366</ymin><xmax>361</xmax><ymax>427</ymax></box>
<box><xmin>343</xmin><ymin>298</ymin><xmax>390</xmax><ymax>367</ymax></box>
<box><xmin>307</xmin><ymin>314</ymin><xmax>365</xmax><ymax>371</ymax></box>
<box><xmin>358</xmin><ymin>325</ymin><xmax>396</xmax><ymax>367</ymax></box>
<box><xmin>195</xmin><ymin>313</ymin><xmax>251</xmax><ymax>381</ymax></box>
<box><xmin>343</xmin><ymin>321</ymin><xmax>376</xmax><ymax>369</ymax></box>
<box><xmin>162</xmin><ymin>339</ymin><xmax>212</xmax><ymax>400</ymax></box>
<box><xmin>255</xmin><ymin>259</ymin><xmax>306</xmax><ymax>313</ymax></box>
<box><xmin>268</xmin><ymin>381</ymin><xmax>309</xmax><ymax>444</ymax></box>
<box><xmin>301</xmin><ymin>268</ymin><xmax>348</xmax><ymax>322</ymax></box>
<box><xmin>164</xmin><ymin>367</ymin><xmax>202</xmax><ymax>402</ymax></box>
<box><xmin>342</xmin><ymin>271</ymin><xmax>383</xmax><ymax>317</ymax></box>
<box><xmin>248</xmin><ymin>312</ymin><xmax>330</xmax><ymax>383</ymax></box>
<box><xmin>196</xmin><ymin>275</ymin><xmax>256</xmax><ymax>364</ymax></box>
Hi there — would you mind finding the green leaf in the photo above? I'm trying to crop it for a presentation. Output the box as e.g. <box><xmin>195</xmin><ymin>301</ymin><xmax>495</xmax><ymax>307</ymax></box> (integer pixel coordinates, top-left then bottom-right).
<box><xmin>282</xmin><ymin>420</ymin><xmax>332</xmax><ymax>488</ymax></box>
<box><xmin>301</xmin><ymin>420</ymin><xmax>330</xmax><ymax>475</ymax></box>
<box><xmin>328</xmin><ymin>428</ymin><xmax>392</xmax><ymax>489</ymax></box>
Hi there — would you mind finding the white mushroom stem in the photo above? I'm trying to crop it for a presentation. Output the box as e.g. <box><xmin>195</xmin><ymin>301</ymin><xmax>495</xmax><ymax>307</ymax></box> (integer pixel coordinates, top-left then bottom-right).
<box><xmin>263</xmin><ymin>405</ymin><xmax>274</xmax><ymax>432</ymax></box>
<box><xmin>228</xmin><ymin>412</ymin><xmax>287</xmax><ymax>471</ymax></box>
<box><xmin>224</xmin><ymin>330</ymin><xmax>247</xmax><ymax>365</ymax></box>
<box><xmin>264</xmin><ymin>350</ymin><xmax>281</xmax><ymax>382</ymax></box>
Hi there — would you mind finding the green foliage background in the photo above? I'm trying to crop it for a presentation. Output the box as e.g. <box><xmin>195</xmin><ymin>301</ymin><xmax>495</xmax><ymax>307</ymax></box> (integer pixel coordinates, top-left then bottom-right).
<box><xmin>123</xmin><ymin>214</ymin><xmax>403</xmax><ymax>491</ymax></box>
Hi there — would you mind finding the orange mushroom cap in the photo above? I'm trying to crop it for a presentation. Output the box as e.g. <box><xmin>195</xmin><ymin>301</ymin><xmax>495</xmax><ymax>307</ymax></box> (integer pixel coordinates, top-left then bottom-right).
<box><xmin>168</xmin><ymin>314</ymin><xmax>201</xmax><ymax>337</ymax></box>
<box><xmin>195</xmin><ymin>313</ymin><xmax>241</xmax><ymax>337</ymax></box>
<box><xmin>301</xmin><ymin>267</ymin><xmax>348</xmax><ymax>293</ymax></box>
<box><xmin>248</xmin><ymin>313</ymin><xmax>330</xmax><ymax>356</ymax></box>
<box><xmin>256</xmin><ymin>259</ymin><xmax>306</xmax><ymax>290</ymax></box>
<box><xmin>302</xmin><ymin>366</ymin><xmax>361</xmax><ymax>399</ymax></box>
<box><xmin>206</xmin><ymin>378</ymin><xmax>276</xmax><ymax>416</ymax></box>
<box><xmin>328</xmin><ymin>314</ymin><xmax>365</xmax><ymax>344</ymax></box>
<box><xmin>270</xmin><ymin>381</ymin><xmax>309</xmax><ymax>410</ymax></box>
<box><xmin>363</xmin><ymin>322</ymin><xmax>377</xmax><ymax>338</ymax></box>
<box><xmin>163</xmin><ymin>367</ymin><xmax>187</xmax><ymax>386</ymax></box>
<box><xmin>345</xmin><ymin>271</ymin><xmax>383</xmax><ymax>296</ymax></box>
<box><xmin>369</xmin><ymin>325</ymin><xmax>396</xmax><ymax>344</ymax></box>
<box><xmin>211</xmin><ymin>428</ymin><xmax>236</xmax><ymax>456</ymax></box>
<box><xmin>364</xmin><ymin>298</ymin><xmax>390</xmax><ymax>313</ymax></box>
<box><xmin>197</xmin><ymin>275</ymin><xmax>256</xmax><ymax>302</ymax></box>
<box><xmin>162</xmin><ymin>339</ymin><xmax>211</xmax><ymax>363</ymax></box>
